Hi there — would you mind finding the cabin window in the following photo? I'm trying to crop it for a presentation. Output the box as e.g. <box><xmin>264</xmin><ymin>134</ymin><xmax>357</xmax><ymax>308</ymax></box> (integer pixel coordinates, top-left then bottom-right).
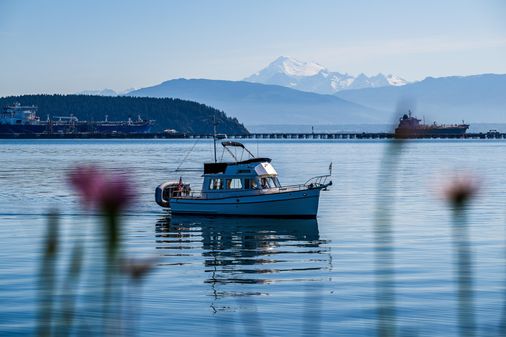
<box><xmin>259</xmin><ymin>177</ymin><xmax>280</xmax><ymax>189</ymax></box>
<box><xmin>226</xmin><ymin>178</ymin><xmax>243</xmax><ymax>189</ymax></box>
<box><xmin>270</xmin><ymin>177</ymin><xmax>281</xmax><ymax>188</ymax></box>
<box><xmin>209</xmin><ymin>178</ymin><xmax>223</xmax><ymax>190</ymax></box>
<box><xmin>260</xmin><ymin>177</ymin><xmax>271</xmax><ymax>189</ymax></box>
<box><xmin>244</xmin><ymin>178</ymin><xmax>258</xmax><ymax>189</ymax></box>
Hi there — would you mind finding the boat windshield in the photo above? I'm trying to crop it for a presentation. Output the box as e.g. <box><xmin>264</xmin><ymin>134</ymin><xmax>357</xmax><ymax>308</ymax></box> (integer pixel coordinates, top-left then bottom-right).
<box><xmin>259</xmin><ymin>176</ymin><xmax>281</xmax><ymax>189</ymax></box>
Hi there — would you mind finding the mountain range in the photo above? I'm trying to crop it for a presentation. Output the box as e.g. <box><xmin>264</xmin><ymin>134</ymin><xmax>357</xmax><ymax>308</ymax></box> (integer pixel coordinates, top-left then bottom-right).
<box><xmin>77</xmin><ymin>88</ymin><xmax>135</xmax><ymax>96</ymax></box>
<box><xmin>335</xmin><ymin>74</ymin><xmax>506</xmax><ymax>123</ymax></box>
<box><xmin>127</xmin><ymin>79</ymin><xmax>382</xmax><ymax>125</ymax></box>
<box><xmin>78</xmin><ymin>56</ymin><xmax>506</xmax><ymax>126</ymax></box>
<box><xmin>80</xmin><ymin>56</ymin><xmax>408</xmax><ymax>97</ymax></box>
<box><xmin>244</xmin><ymin>56</ymin><xmax>408</xmax><ymax>94</ymax></box>
<box><xmin>127</xmin><ymin>73</ymin><xmax>506</xmax><ymax>125</ymax></box>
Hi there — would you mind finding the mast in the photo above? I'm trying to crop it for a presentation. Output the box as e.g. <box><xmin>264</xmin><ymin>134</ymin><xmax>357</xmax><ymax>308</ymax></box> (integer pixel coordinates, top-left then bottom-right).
<box><xmin>213</xmin><ymin>115</ymin><xmax>217</xmax><ymax>163</ymax></box>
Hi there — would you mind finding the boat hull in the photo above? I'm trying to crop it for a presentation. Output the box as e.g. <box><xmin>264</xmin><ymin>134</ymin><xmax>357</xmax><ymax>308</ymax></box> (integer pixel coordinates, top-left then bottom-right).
<box><xmin>169</xmin><ymin>187</ymin><xmax>323</xmax><ymax>218</ymax></box>
<box><xmin>0</xmin><ymin>124</ymin><xmax>47</xmax><ymax>134</ymax></box>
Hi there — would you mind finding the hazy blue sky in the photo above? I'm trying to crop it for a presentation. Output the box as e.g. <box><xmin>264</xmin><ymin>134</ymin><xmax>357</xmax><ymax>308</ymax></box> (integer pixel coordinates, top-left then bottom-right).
<box><xmin>1</xmin><ymin>0</ymin><xmax>505</xmax><ymax>96</ymax></box>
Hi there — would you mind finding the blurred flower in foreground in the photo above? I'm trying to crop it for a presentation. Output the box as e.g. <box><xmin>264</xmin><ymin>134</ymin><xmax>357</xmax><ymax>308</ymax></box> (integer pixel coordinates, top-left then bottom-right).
<box><xmin>442</xmin><ymin>172</ymin><xmax>480</xmax><ymax>337</ymax></box>
<box><xmin>121</xmin><ymin>257</ymin><xmax>158</xmax><ymax>282</ymax></box>
<box><xmin>68</xmin><ymin>164</ymin><xmax>136</xmax><ymax>214</ymax></box>
<box><xmin>440</xmin><ymin>173</ymin><xmax>480</xmax><ymax>208</ymax></box>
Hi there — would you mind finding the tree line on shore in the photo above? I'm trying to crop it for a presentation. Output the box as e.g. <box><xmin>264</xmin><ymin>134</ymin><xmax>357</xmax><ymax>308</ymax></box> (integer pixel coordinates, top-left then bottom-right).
<box><xmin>0</xmin><ymin>94</ymin><xmax>249</xmax><ymax>134</ymax></box>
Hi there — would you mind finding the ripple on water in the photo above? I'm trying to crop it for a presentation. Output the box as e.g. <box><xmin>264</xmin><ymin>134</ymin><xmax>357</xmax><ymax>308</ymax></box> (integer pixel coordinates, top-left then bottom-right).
<box><xmin>0</xmin><ymin>139</ymin><xmax>505</xmax><ymax>336</ymax></box>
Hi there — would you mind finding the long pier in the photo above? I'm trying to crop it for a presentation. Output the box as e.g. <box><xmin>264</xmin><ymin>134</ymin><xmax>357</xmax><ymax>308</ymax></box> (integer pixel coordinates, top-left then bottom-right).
<box><xmin>1</xmin><ymin>131</ymin><xmax>505</xmax><ymax>139</ymax></box>
<box><xmin>187</xmin><ymin>131</ymin><xmax>506</xmax><ymax>140</ymax></box>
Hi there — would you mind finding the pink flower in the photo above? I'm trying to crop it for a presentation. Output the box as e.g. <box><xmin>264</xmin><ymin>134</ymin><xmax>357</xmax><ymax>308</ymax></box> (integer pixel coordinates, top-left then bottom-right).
<box><xmin>121</xmin><ymin>257</ymin><xmax>158</xmax><ymax>281</ymax></box>
<box><xmin>68</xmin><ymin>165</ymin><xmax>136</xmax><ymax>213</ymax></box>
<box><xmin>441</xmin><ymin>173</ymin><xmax>480</xmax><ymax>207</ymax></box>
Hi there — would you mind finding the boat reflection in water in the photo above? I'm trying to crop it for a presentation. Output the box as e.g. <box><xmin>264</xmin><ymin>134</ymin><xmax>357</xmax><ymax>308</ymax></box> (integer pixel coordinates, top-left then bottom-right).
<box><xmin>155</xmin><ymin>215</ymin><xmax>331</xmax><ymax>312</ymax></box>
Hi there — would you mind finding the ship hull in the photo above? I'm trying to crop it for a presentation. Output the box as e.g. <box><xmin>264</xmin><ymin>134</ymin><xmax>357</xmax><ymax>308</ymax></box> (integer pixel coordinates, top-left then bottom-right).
<box><xmin>395</xmin><ymin>126</ymin><xmax>469</xmax><ymax>138</ymax></box>
<box><xmin>0</xmin><ymin>124</ymin><xmax>47</xmax><ymax>134</ymax></box>
<box><xmin>0</xmin><ymin>122</ymin><xmax>152</xmax><ymax>135</ymax></box>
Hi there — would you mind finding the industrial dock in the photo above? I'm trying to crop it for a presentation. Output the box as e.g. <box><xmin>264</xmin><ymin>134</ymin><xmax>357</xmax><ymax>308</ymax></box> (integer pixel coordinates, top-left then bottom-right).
<box><xmin>1</xmin><ymin>131</ymin><xmax>505</xmax><ymax>140</ymax></box>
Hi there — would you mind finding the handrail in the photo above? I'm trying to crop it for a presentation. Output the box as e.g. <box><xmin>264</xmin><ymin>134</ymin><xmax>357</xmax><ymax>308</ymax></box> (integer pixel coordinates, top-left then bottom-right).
<box><xmin>304</xmin><ymin>174</ymin><xmax>332</xmax><ymax>187</ymax></box>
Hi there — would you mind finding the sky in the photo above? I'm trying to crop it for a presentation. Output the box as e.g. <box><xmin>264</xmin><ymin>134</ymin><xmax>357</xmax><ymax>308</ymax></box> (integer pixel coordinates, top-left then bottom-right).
<box><xmin>1</xmin><ymin>0</ymin><xmax>505</xmax><ymax>96</ymax></box>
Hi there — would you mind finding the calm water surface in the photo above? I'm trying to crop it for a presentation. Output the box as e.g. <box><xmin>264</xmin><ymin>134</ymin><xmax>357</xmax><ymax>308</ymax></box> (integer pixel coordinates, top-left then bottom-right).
<box><xmin>0</xmin><ymin>139</ymin><xmax>505</xmax><ymax>336</ymax></box>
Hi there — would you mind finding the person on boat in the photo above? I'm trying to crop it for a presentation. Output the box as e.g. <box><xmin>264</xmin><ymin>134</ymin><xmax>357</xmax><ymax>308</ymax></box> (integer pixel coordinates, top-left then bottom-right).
<box><xmin>212</xmin><ymin>178</ymin><xmax>223</xmax><ymax>190</ymax></box>
<box><xmin>261</xmin><ymin>177</ymin><xmax>269</xmax><ymax>189</ymax></box>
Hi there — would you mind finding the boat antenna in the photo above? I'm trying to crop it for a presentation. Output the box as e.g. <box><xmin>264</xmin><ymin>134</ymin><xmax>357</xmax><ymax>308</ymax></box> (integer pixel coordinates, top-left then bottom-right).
<box><xmin>174</xmin><ymin>138</ymin><xmax>201</xmax><ymax>172</ymax></box>
<box><xmin>213</xmin><ymin>115</ymin><xmax>217</xmax><ymax>163</ymax></box>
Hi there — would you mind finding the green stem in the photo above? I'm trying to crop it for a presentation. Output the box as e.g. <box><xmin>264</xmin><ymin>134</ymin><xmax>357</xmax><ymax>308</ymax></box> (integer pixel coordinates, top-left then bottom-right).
<box><xmin>102</xmin><ymin>212</ymin><xmax>120</xmax><ymax>336</ymax></box>
<box><xmin>37</xmin><ymin>211</ymin><xmax>59</xmax><ymax>337</ymax></box>
<box><xmin>451</xmin><ymin>207</ymin><xmax>475</xmax><ymax>337</ymax></box>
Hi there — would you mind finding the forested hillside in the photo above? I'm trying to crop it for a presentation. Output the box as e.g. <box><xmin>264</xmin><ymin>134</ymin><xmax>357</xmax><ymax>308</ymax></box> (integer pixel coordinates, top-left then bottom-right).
<box><xmin>0</xmin><ymin>94</ymin><xmax>249</xmax><ymax>134</ymax></box>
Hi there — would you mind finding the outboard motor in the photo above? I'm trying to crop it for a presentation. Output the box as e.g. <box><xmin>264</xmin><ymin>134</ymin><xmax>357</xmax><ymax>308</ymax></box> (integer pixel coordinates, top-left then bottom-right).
<box><xmin>155</xmin><ymin>181</ymin><xmax>174</xmax><ymax>207</ymax></box>
<box><xmin>155</xmin><ymin>180</ymin><xmax>191</xmax><ymax>208</ymax></box>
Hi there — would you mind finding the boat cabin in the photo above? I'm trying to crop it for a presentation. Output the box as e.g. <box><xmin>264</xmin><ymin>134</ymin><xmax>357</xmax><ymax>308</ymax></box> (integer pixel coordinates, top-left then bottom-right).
<box><xmin>200</xmin><ymin>142</ymin><xmax>282</xmax><ymax>198</ymax></box>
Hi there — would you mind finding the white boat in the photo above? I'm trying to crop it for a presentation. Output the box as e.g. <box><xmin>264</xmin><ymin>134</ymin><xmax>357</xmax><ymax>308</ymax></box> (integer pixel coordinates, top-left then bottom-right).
<box><xmin>155</xmin><ymin>140</ymin><xmax>332</xmax><ymax>218</ymax></box>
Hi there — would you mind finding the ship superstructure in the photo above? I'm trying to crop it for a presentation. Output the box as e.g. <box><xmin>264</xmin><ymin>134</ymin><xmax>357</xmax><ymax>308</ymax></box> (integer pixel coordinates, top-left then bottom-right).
<box><xmin>0</xmin><ymin>103</ymin><xmax>47</xmax><ymax>134</ymax></box>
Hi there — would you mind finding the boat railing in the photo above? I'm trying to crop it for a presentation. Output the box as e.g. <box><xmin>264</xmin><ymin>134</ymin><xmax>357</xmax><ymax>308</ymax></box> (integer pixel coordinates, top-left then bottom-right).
<box><xmin>189</xmin><ymin>189</ymin><xmax>203</xmax><ymax>198</ymax></box>
<box><xmin>279</xmin><ymin>174</ymin><xmax>332</xmax><ymax>191</ymax></box>
<box><xmin>173</xmin><ymin>175</ymin><xmax>332</xmax><ymax>200</ymax></box>
<box><xmin>304</xmin><ymin>174</ymin><xmax>332</xmax><ymax>187</ymax></box>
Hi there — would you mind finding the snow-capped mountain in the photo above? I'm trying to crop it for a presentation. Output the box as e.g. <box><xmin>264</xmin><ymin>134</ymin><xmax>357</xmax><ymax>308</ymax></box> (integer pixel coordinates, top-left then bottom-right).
<box><xmin>77</xmin><ymin>88</ymin><xmax>135</xmax><ymax>96</ymax></box>
<box><xmin>77</xmin><ymin>88</ymin><xmax>118</xmax><ymax>96</ymax></box>
<box><xmin>244</xmin><ymin>56</ymin><xmax>408</xmax><ymax>94</ymax></box>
